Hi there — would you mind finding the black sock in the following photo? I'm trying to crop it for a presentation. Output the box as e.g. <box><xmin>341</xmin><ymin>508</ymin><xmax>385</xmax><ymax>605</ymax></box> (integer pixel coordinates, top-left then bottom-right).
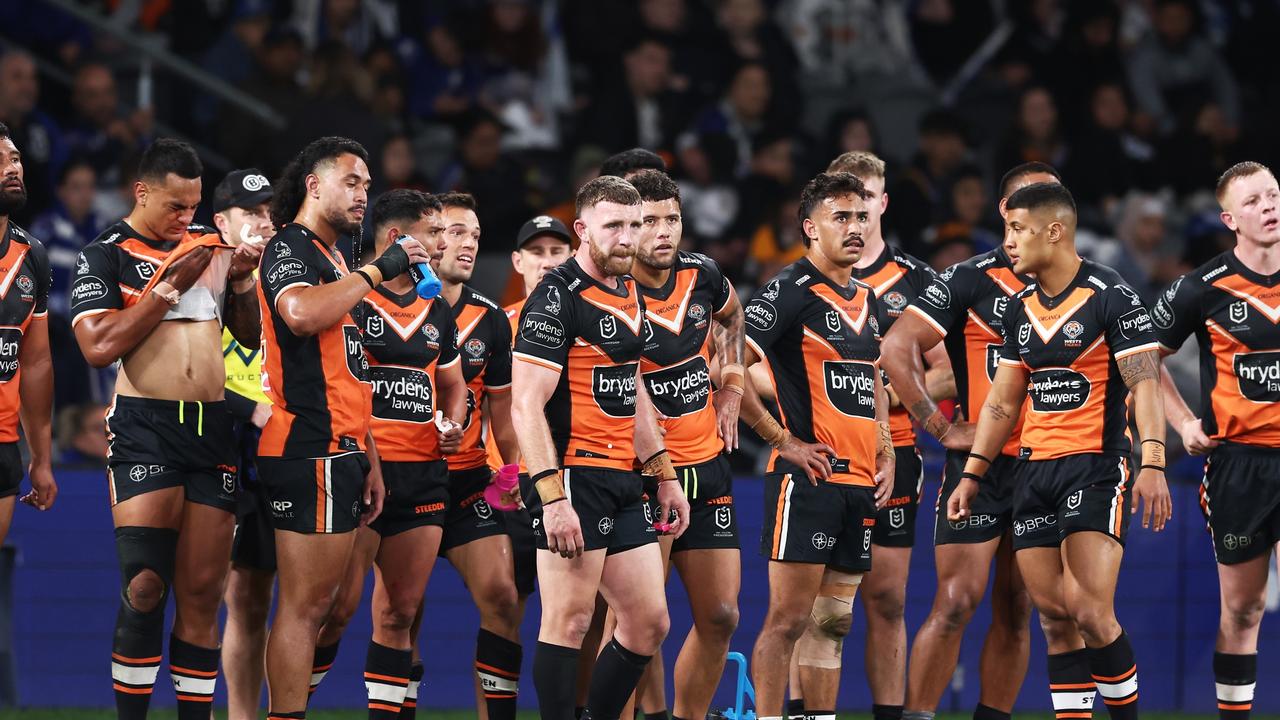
<box><xmin>111</xmin><ymin>589</ymin><xmax>166</xmax><ymax>719</ymax></box>
<box><xmin>1089</xmin><ymin>633</ymin><xmax>1138</xmax><ymax>720</ymax></box>
<box><xmin>586</xmin><ymin>639</ymin><xmax>652</xmax><ymax>720</ymax></box>
<box><xmin>535</xmin><ymin>641</ymin><xmax>581</xmax><ymax>720</ymax></box>
<box><xmin>1049</xmin><ymin>648</ymin><xmax>1097</xmax><ymax>720</ymax></box>
<box><xmin>365</xmin><ymin>641</ymin><xmax>411</xmax><ymax>720</ymax></box>
<box><xmin>310</xmin><ymin>641</ymin><xmax>340</xmax><ymax>695</ymax></box>
<box><xmin>644</xmin><ymin>713</ymin><xmax>669</xmax><ymax>720</ymax></box>
<box><xmin>398</xmin><ymin>662</ymin><xmax>424</xmax><ymax>720</ymax></box>
<box><xmin>477</xmin><ymin>629</ymin><xmax>522</xmax><ymax>720</ymax></box>
<box><xmin>1214</xmin><ymin>652</ymin><xmax>1257</xmax><ymax>720</ymax></box>
<box><xmin>874</xmin><ymin>705</ymin><xmax>905</xmax><ymax>720</ymax></box>
<box><xmin>170</xmin><ymin>634</ymin><xmax>219</xmax><ymax>720</ymax></box>
<box><xmin>788</xmin><ymin>698</ymin><xmax>807</xmax><ymax>719</ymax></box>
<box><xmin>268</xmin><ymin>711</ymin><xmax>307</xmax><ymax>720</ymax></box>
<box><xmin>973</xmin><ymin>704</ymin><xmax>1010</xmax><ymax>720</ymax></box>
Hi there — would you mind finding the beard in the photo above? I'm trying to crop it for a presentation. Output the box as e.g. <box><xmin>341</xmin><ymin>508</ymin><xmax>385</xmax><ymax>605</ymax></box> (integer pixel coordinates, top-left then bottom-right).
<box><xmin>635</xmin><ymin>245</ymin><xmax>676</xmax><ymax>271</ymax></box>
<box><xmin>438</xmin><ymin>258</ymin><xmax>472</xmax><ymax>284</ymax></box>
<box><xmin>324</xmin><ymin>203</ymin><xmax>363</xmax><ymax>237</ymax></box>
<box><xmin>589</xmin><ymin>240</ymin><xmax>635</xmax><ymax>277</ymax></box>
<box><xmin>0</xmin><ymin>185</ymin><xmax>26</xmax><ymax>217</ymax></box>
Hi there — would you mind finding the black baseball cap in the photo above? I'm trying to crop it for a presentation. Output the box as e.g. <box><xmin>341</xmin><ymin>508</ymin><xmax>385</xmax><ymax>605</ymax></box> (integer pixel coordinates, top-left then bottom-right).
<box><xmin>515</xmin><ymin>215</ymin><xmax>573</xmax><ymax>250</ymax></box>
<box><xmin>212</xmin><ymin>169</ymin><xmax>273</xmax><ymax>214</ymax></box>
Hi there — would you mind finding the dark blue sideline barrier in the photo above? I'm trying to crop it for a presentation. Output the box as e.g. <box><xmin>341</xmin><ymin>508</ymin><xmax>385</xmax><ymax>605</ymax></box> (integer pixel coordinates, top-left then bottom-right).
<box><xmin>4</xmin><ymin>465</ymin><xmax>1276</xmax><ymax>711</ymax></box>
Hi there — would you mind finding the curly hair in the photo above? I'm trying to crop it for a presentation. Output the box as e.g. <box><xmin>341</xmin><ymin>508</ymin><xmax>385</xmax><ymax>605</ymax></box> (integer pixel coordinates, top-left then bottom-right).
<box><xmin>270</xmin><ymin>136</ymin><xmax>369</xmax><ymax>227</ymax></box>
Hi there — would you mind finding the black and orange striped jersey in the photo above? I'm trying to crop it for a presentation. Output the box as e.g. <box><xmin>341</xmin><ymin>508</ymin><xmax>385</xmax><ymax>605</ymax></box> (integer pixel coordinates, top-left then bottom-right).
<box><xmin>851</xmin><ymin>245</ymin><xmax>935</xmax><ymax>447</ymax></box>
<box><xmin>997</xmin><ymin>260</ymin><xmax>1158</xmax><ymax>461</ymax></box>
<box><xmin>638</xmin><ymin>251</ymin><xmax>733</xmax><ymax>466</ymax></box>
<box><xmin>446</xmin><ymin>286</ymin><xmax>512</xmax><ymax>471</ymax></box>
<box><xmin>360</xmin><ymin>287</ymin><xmax>459</xmax><ymax>462</ymax></box>
<box><xmin>0</xmin><ymin>223</ymin><xmax>50</xmax><ymax>443</ymax></box>
<box><xmin>1154</xmin><ymin>251</ymin><xmax>1280</xmax><ymax>446</ymax></box>
<box><xmin>513</xmin><ymin>257</ymin><xmax>646</xmax><ymax>471</ymax></box>
<box><xmin>744</xmin><ymin>258</ymin><xmax>883</xmax><ymax>488</ymax></box>
<box><xmin>70</xmin><ymin>220</ymin><xmax>231</xmax><ymax>328</ymax></box>
<box><xmin>256</xmin><ymin>223</ymin><xmax>372</xmax><ymax>459</ymax></box>
<box><xmin>485</xmin><ymin>296</ymin><xmax>525</xmax><ymax>472</ymax></box>
<box><xmin>906</xmin><ymin>247</ymin><xmax>1031</xmax><ymax>457</ymax></box>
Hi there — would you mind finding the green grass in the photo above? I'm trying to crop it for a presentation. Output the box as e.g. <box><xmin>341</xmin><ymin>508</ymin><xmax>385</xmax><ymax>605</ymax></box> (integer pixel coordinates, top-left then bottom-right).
<box><xmin>4</xmin><ymin>713</ymin><xmax>1279</xmax><ymax>720</ymax></box>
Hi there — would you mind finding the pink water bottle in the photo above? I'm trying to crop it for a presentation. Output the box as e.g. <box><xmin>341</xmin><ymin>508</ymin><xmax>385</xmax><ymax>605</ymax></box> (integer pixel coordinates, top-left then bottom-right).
<box><xmin>484</xmin><ymin>464</ymin><xmax>522</xmax><ymax>511</ymax></box>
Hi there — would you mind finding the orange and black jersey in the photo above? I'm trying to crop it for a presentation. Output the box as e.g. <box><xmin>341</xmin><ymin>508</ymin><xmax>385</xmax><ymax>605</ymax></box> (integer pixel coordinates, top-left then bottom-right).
<box><xmin>257</xmin><ymin>223</ymin><xmax>372</xmax><ymax>459</ymax></box>
<box><xmin>70</xmin><ymin>220</ymin><xmax>227</xmax><ymax>327</ymax></box>
<box><xmin>744</xmin><ymin>258</ymin><xmax>883</xmax><ymax>488</ymax></box>
<box><xmin>997</xmin><ymin>259</ymin><xmax>1158</xmax><ymax>461</ymax></box>
<box><xmin>514</xmin><ymin>257</ymin><xmax>646</xmax><ymax>471</ymax></box>
<box><xmin>360</xmin><ymin>287</ymin><xmax>459</xmax><ymax>462</ymax></box>
<box><xmin>0</xmin><ymin>223</ymin><xmax>50</xmax><ymax>442</ymax></box>
<box><xmin>446</xmin><ymin>286</ymin><xmax>512</xmax><ymax>471</ymax></box>
<box><xmin>906</xmin><ymin>247</ymin><xmax>1031</xmax><ymax>456</ymax></box>
<box><xmin>638</xmin><ymin>251</ymin><xmax>733</xmax><ymax>466</ymax></box>
<box><xmin>1154</xmin><ymin>251</ymin><xmax>1280</xmax><ymax>446</ymax></box>
<box><xmin>851</xmin><ymin>245</ymin><xmax>935</xmax><ymax>447</ymax></box>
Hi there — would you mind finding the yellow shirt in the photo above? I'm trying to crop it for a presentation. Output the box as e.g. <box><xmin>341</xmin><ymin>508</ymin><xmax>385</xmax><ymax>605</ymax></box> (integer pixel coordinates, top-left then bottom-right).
<box><xmin>223</xmin><ymin>325</ymin><xmax>268</xmax><ymax>404</ymax></box>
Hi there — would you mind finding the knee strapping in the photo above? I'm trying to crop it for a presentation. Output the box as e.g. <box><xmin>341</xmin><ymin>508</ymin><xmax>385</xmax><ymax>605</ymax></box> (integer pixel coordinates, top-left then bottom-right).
<box><xmin>796</xmin><ymin>575</ymin><xmax>862</xmax><ymax>669</ymax></box>
<box><xmin>116</xmin><ymin>526</ymin><xmax>178</xmax><ymax>617</ymax></box>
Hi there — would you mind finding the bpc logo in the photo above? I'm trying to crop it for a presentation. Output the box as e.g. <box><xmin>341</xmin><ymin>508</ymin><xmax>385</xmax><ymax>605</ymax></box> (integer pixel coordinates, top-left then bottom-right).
<box><xmin>811</xmin><ymin>532</ymin><xmax>835</xmax><ymax>550</ymax></box>
<box><xmin>598</xmin><ymin>517</ymin><xmax>615</xmax><ymax>535</ymax></box>
<box><xmin>129</xmin><ymin>465</ymin><xmax>148</xmax><ymax>482</ymax></box>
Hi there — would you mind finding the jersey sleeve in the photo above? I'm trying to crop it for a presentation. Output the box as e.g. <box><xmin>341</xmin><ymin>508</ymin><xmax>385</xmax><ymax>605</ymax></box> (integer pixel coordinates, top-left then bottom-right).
<box><xmin>744</xmin><ymin>278</ymin><xmax>800</xmax><ymax>360</ymax></box>
<box><xmin>904</xmin><ymin>262</ymin><xmax>976</xmax><ymax>339</ymax></box>
<box><xmin>27</xmin><ymin>237</ymin><xmax>50</xmax><ymax>317</ymax></box>
<box><xmin>484</xmin><ymin>305</ymin><xmax>512</xmax><ymax>390</ymax></box>
<box><xmin>70</xmin><ymin>242</ymin><xmax>124</xmax><ymax>327</ymax></box>
<box><xmin>1103</xmin><ymin>282</ymin><xmax>1159</xmax><ymax>360</ymax></box>
<box><xmin>700</xmin><ymin>254</ymin><xmax>733</xmax><ymax>313</ymax></box>
<box><xmin>436</xmin><ymin>300</ymin><xmax>460</xmax><ymax>370</ymax></box>
<box><xmin>1151</xmin><ymin>274</ymin><xmax>1200</xmax><ymax>352</ymax></box>
<box><xmin>260</xmin><ymin>233</ymin><xmax>323</xmax><ymax>309</ymax></box>
<box><xmin>997</xmin><ymin>295</ymin><xmax>1028</xmax><ymax>368</ymax></box>
<box><xmin>513</xmin><ymin>276</ymin><xmax>574</xmax><ymax>372</ymax></box>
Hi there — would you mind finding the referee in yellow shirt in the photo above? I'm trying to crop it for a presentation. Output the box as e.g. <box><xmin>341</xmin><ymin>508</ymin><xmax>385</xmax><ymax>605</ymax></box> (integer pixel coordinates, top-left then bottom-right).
<box><xmin>209</xmin><ymin>169</ymin><xmax>277</xmax><ymax>720</ymax></box>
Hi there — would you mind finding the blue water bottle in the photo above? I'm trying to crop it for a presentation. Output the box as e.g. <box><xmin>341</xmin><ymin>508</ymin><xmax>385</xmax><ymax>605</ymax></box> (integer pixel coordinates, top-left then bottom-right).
<box><xmin>396</xmin><ymin>234</ymin><xmax>441</xmax><ymax>299</ymax></box>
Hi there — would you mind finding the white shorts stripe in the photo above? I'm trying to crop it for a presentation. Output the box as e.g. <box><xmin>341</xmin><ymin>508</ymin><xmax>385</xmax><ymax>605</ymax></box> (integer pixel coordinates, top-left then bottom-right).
<box><xmin>112</xmin><ymin>662</ymin><xmax>160</xmax><ymax>685</ymax></box>
<box><xmin>1109</xmin><ymin>458</ymin><xmax>1128</xmax><ymax>536</ymax></box>
<box><xmin>1217</xmin><ymin>682</ymin><xmax>1256</xmax><ymax>702</ymax></box>
<box><xmin>564</xmin><ymin>468</ymin><xmax>572</xmax><ymax>504</ymax></box>
<box><xmin>1096</xmin><ymin>675</ymin><xmax>1138</xmax><ymax>699</ymax></box>
<box><xmin>367</xmin><ymin>680</ymin><xmax>409</xmax><ymax>703</ymax></box>
<box><xmin>1052</xmin><ymin>691</ymin><xmax>1097</xmax><ymax>710</ymax></box>
<box><xmin>778</xmin><ymin>475</ymin><xmax>795</xmax><ymax>558</ymax></box>
<box><xmin>323</xmin><ymin>458</ymin><xmax>333</xmax><ymax>533</ymax></box>
<box><xmin>171</xmin><ymin>674</ymin><xmax>216</xmax><ymax>695</ymax></box>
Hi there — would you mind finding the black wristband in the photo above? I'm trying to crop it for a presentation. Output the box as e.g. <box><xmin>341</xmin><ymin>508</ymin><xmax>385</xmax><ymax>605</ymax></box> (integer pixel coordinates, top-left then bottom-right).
<box><xmin>541</xmin><ymin>497</ymin><xmax>567</xmax><ymax>506</ymax></box>
<box><xmin>1140</xmin><ymin>464</ymin><xmax>1165</xmax><ymax>472</ymax></box>
<box><xmin>960</xmin><ymin>471</ymin><xmax>985</xmax><ymax>483</ymax></box>
<box><xmin>354</xmin><ymin>268</ymin><xmax>375</xmax><ymax>288</ymax></box>
<box><xmin>370</xmin><ymin>242</ymin><xmax>411</xmax><ymax>281</ymax></box>
<box><xmin>967</xmin><ymin>452</ymin><xmax>993</xmax><ymax>466</ymax></box>
<box><xmin>1141</xmin><ymin>439</ymin><xmax>1166</xmax><ymax>446</ymax></box>
<box><xmin>531</xmin><ymin>468</ymin><xmax>558</xmax><ymax>483</ymax></box>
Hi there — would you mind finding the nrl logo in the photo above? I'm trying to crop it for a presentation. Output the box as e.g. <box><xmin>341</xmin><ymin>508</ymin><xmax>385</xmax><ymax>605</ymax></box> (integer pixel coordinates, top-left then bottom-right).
<box><xmin>826</xmin><ymin>310</ymin><xmax>841</xmax><ymax>333</ymax></box>
<box><xmin>1018</xmin><ymin>323</ymin><xmax>1031</xmax><ymax>345</ymax></box>
<box><xmin>1230</xmin><ymin>301</ymin><xmax>1248</xmax><ymax>324</ymax></box>
<box><xmin>599</xmin><ymin>315</ymin><xmax>617</xmax><ymax>339</ymax></box>
<box><xmin>366</xmin><ymin>315</ymin><xmax>384</xmax><ymax>338</ymax></box>
<box><xmin>135</xmin><ymin>262</ymin><xmax>156</xmax><ymax>280</ymax></box>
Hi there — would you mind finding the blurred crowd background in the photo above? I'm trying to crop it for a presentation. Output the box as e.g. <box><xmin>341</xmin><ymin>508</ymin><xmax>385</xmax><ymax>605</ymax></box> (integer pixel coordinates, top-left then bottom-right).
<box><xmin>2</xmin><ymin>0</ymin><xmax>1275</xmax><ymax>473</ymax></box>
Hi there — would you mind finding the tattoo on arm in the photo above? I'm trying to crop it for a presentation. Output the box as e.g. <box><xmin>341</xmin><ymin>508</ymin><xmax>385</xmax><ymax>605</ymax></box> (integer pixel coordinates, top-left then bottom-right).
<box><xmin>910</xmin><ymin>399</ymin><xmax>940</xmax><ymax>426</ymax></box>
<box><xmin>713</xmin><ymin>306</ymin><xmax>744</xmax><ymax>368</ymax></box>
<box><xmin>984</xmin><ymin>402</ymin><xmax>1011</xmax><ymax>421</ymax></box>
<box><xmin>1119</xmin><ymin>351</ymin><xmax>1159</xmax><ymax>389</ymax></box>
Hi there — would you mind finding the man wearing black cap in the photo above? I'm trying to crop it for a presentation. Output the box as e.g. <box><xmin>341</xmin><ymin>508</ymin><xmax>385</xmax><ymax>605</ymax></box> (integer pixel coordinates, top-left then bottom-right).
<box><xmin>210</xmin><ymin>168</ymin><xmax>277</xmax><ymax>720</ymax></box>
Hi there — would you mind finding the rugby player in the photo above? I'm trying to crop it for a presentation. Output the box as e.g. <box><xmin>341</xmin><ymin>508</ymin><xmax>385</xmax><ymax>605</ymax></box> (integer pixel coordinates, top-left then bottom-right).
<box><xmin>951</xmin><ymin>182</ymin><xmax>1171</xmax><ymax>720</ymax></box>
<box><xmin>210</xmin><ymin>168</ymin><xmax>277</xmax><ymax>720</ymax></box>
<box><xmin>786</xmin><ymin>151</ymin><xmax>942</xmax><ymax>720</ymax></box>
<box><xmin>600</xmin><ymin>148</ymin><xmax>668</xmax><ymax>180</ymax></box>
<box><xmin>511</xmin><ymin>175</ymin><xmax>690</xmax><ymax>720</ymax></box>
<box><xmin>0</xmin><ymin>121</ymin><xmax>55</xmax><ymax>541</ymax></box>
<box><xmin>1153</xmin><ymin>161</ymin><xmax>1280</xmax><ymax>720</ymax></box>
<box><xmin>71</xmin><ymin>138</ymin><xmax>262</xmax><ymax>719</ymax></box>
<box><xmin>883</xmin><ymin>162</ymin><xmax>1062</xmax><ymax>720</ymax></box>
<box><xmin>613</xmin><ymin>169</ymin><xmax>744</xmax><ymax>720</ymax></box>
<box><xmin>740</xmin><ymin>171</ymin><xmax>895</xmax><ymax>720</ymax></box>
<box><xmin>434</xmin><ymin>192</ymin><xmax>525</xmax><ymax>720</ymax></box>
<box><xmin>253</xmin><ymin>136</ymin><xmax>430</xmax><ymax>720</ymax></box>
<box><xmin>307</xmin><ymin>189</ymin><xmax>467</xmax><ymax>720</ymax></box>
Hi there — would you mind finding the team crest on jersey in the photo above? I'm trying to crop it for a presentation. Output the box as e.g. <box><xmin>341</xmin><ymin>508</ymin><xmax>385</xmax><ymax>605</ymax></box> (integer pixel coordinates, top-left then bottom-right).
<box><xmin>465</xmin><ymin>338</ymin><xmax>485</xmax><ymax>357</ymax></box>
<box><xmin>135</xmin><ymin>262</ymin><xmax>155</xmax><ymax>280</ymax></box>
<box><xmin>599</xmin><ymin>314</ymin><xmax>617</xmax><ymax>338</ymax></box>
<box><xmin>1230</xmin><ymin>301</ymin><xmax>1248</xmax><ymax>324</ymax></box>
<box><xmin>762</xmin><ymin>280</ymin><xmax>780</xmax><ymax>301</ymax></box>
<box><xmin>825</xmin><ymin>310</ymin><xmax>841</xmax><ymax>333</ymax></box>
<box><xmin>546</xmin><ymin>286</ymin><xmax>562</xmax><ymax>314</ymax></box>
<box><xmin>687</xmin><ymin>303</ymin><xmax>706</xmax><ymax>321</ymax></box>
<box><xmin>366</xmin><ymin>315</ymin><xmax>384</xmax><ymax>338</ymax></box>
<box><xmin>15</xmin><ymin>275</ymin><xmax>32</xmax><ymax>294</ymax></box>
<box><xmin>1018</xmin><ymin>323</ymin><xmax>1032</xmax><ymax>346</ymax></box>
<box><xmin>884</xmin><ymin>291</ymin><xmax>907</xmax><ymax>311</ymax></box>
<box><xmin>423</xmin><ymin>323</ymin><xmax>440</xmax><ymax>342</ymax></box>
<box><xmin>868</xmin><ymin>313</ymin><xmax>880</xmax><ymax>335</ymax></box>
<box><xmin>1063</xmin><ymin>320</ymin><xmax>1084</xmax><ymax>340</ymax></box>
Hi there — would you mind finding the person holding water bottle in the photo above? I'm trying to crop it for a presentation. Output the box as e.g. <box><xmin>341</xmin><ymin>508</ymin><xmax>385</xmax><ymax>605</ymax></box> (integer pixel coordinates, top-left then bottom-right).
<box><xmin>303</xmin><ymin>189</ymin><xmax>468</xmax><ymax>718</ymax></box>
